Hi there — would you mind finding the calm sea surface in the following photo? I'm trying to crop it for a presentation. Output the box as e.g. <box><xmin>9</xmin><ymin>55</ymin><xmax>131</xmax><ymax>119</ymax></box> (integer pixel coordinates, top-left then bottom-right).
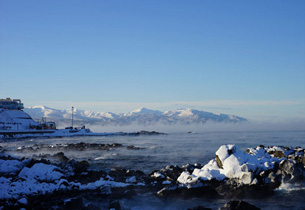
<box><xmin>1</xmin><ymin>130</ymin><xmax>305</xmax><ymax>210</ymax></box>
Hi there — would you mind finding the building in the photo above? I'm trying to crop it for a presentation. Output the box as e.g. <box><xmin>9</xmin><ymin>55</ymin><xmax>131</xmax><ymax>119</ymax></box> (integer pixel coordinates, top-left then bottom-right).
<box><xmin>0</xmin><ymin>98</ymin><xmax>24</xmax><ymax>110</ymax></box>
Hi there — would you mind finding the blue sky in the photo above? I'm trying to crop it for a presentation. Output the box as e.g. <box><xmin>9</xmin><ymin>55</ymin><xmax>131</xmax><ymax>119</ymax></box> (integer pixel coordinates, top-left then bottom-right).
<box><xmin>0</xmin><ymin>0</ymin><xmax>304</xmax><ymax>121</ymax></box>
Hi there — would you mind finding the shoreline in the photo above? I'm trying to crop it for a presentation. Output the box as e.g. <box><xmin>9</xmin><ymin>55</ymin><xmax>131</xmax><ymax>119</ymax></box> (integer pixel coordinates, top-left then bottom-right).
<box><xmin>1</xmin><ymin>143</ymin><xmax>304</xmax><ymax>209</ymax></box>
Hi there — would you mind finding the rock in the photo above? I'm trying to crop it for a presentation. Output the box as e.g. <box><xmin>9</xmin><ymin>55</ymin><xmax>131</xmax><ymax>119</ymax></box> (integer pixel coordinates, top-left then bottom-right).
<box><xmin>216</xmin><ymin>182</ymin><xmax>274</xmax><ymax>199</ymax></box>
<box><xmin>157</xmin><ymin>185</ymin><xmax>220</xmax><ymax>199</ymax></box>
<box><xmin>220</xmin><ymin>200</ymin><xmax>261</xmax><ymax>210</ymax></box>
<box><xmin>72</xmin><ymin>160</ymin><xmax>90</xmax><ymax>173</ymax></box>
<box><xmin>64</xmin><ymin>197</ymin><xmax>84</xmax><ymax>210</ymax></box>
<box><xmin>126</xmin><ymin>145</ymin><xmax>143</xmax><ymax>150</ymax></box>
<box><xmin>53</xmin><ymin>152</ymin><xmax>69</xmax><ymax>162</ymax></box>
<box><xmin>159</xmin><ymin>165</ymin><xmax>184</xmax><ymax>180</ymax></box>
<box><xmin>82</xmin><ymin>204</ymin><xmax>101</xmax><ymax>210</ymax></box>
<box><xmin>187</xmin><ymin>205</ymin><xmax>213</xmax><ymax>210</ymax></box>
<box><xmin>279</xmin><ymin>159</ymin><xmax>294</xmax><ymax>175</ymax></box>
<box><xmin>216</xmin><ymin>155</ymin><xmax>223</xmax><ymax>169</ymax></box>
<box><xmin>274</xmin><ymin>150</ymin><xmax>285</xmax><ymax>158</ymax></box>
<box><xmin>17</xmin><ymin>198</ymin><xmax>28</xmax><ymax>205</ymax></box>
<box><xmin>108</xmin><ymin>200</ymin><xmax>121</xmax><ymax>210</ymax></box>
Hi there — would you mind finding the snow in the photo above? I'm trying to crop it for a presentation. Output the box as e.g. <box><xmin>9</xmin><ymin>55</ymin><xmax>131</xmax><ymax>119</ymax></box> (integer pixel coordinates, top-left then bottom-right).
<box><xmin>127</xmin><ymin>107</ymin><xmax>162</xmax><ymax>116</ymax></box>
<box><xmin>126</xmin><ymin>176</ymin><xmax>137</xmax><ymax>183</ymax></box>
<box><xmin>178</xmin><ymin>144</ymin><xmax>284</xmax><ymax>185</ymax></box>
<box><xmin>0</xmin><ymin>159</ymin><xmax>24</xmax><ymax>175</ymax></box>
<box><xmin>0</xmin><ymin>158</ymin><xmax>130</xmax><ymax>200</ymax></box>
<box><xmin>22</xmin><ymin>106</ymin><xmax>246</xmax><ymax>127</ymax></box>
<box><xmin>177</xmin><ymin>171</ymin><xmax>198</xmax><ymax>184</ymax></box>
<box><xmin>17</xmin><ymin>198</ymin><xmax>28</xmax><ymax>205</ymax></box>
<box><xmin>80</xmin><ymin>177</ymin><xmax>129</xmax><ymax>190</ymax></box>
<box><xmin>152</xmin><ymin>172</ymin><xmax>165</xmax><ymax>179</ymax></box>
<box><xmin>215</xmin><ymin>144</ymin><xmax>235</xmax><ymax>164</ymax></box>
<box><xmin>19</xmin><ymin>163</ymin><xmax>63</xmax><ymax>181</ymax></box>
<box><xmin>162</xmin><ymin>180</ymin><xmax>171</xmax><ymax>185</ymax></box>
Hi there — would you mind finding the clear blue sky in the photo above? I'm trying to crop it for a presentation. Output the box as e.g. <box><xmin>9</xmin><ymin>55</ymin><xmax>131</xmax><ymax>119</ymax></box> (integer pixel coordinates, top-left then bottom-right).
<box><xmin>0</xmin><ymin>0</ymin><xmax>304</xmax><ymax>121</ymax></box>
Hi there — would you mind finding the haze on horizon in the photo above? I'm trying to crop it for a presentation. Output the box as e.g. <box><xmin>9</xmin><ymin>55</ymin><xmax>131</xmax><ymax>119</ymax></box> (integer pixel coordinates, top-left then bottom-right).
<box><xmin>0</xmin><ymin>0</ymin><xmax>304</xmax><ymax>123</ymax></box>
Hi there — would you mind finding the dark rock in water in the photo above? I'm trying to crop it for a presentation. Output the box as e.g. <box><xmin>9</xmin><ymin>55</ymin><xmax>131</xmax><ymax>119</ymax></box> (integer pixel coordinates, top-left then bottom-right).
<box><xmin>187</xmin><ymin>205</ymin><xmax>213</xmax><ymax>210</ymax></box>
<box><xmin>53</xmin><ymin>152</ymin><xmax>69</xmax><ymax>162</ymax></box>
<box><xmin>136</xmin><ymin>130</ymin><xmax>165</xmax><ymax>135</ymax></box>
<box><xmin>83</xmin><ymin>204</ymin><xmax>101</xmax><ymax>210</ymax></box>
<box><xmin>157</xmin><ymin>184</ymin><xmax>220</xmax><ymax>199</ymax></box>
<box><xmin>216</xmin><ymin>181</ymin><xmax>274</xmax><ymax>199</ymax></box>
<box><xmin>126</xmin><ymin>145</ymin><xmax>143</xmax><ymax>150</ymax></box>
<box><xmin>64</xmin><ymin>197</ymin><xmax>84</xmax><ymax>210</ymax></box>
<box><xmin>220</xmin><ymin>200</ymin><xmax>261</xmax><ymax>210</ymax></box>
<box><xmin>108</xmin><ymin>200</ymin><xmax>121</xmax><ymax>210</ymax></box>
<box><xmin>68</xmin><ymin>159</ymin><xmax>90</xmax><ymax>174</ymax></box>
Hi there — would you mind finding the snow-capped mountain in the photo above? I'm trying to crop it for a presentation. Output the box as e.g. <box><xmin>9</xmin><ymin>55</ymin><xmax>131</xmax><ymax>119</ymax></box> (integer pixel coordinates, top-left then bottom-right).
<box><xmin>24</xmin><ymin>106</ymin><xmax>247</xmax><ymax>126</ymax></box>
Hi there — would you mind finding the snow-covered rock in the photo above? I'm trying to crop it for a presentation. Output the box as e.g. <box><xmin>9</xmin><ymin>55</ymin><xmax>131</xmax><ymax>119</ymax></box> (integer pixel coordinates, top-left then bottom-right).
<box><xmin>178</xmin><ymin>144</ymin><xmax>304</xmax><ymax>186</ymax></box>
<box><xmin>0</xmin><ymin>159</ymin><xmax>24</xmax><ymax>175</ymax></box>
<box><xmin>19</xmin><ymin>163</ymin><xmax>64</xmax><ymax>181</ymax></box>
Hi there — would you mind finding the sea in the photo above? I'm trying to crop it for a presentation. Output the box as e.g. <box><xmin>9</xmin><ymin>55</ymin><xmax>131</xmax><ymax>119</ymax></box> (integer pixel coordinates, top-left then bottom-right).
<box><xmin>1</xmin><ymin>130</ymin><xmax>305</xmax><ymax>210</ymax></box>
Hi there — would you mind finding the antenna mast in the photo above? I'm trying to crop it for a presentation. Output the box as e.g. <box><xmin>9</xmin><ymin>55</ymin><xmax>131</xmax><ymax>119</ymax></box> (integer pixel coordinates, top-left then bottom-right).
<box><xmin>72</xmin><ymin>106</ymin><xmax>74</xmax><ymax>128</ymax></box>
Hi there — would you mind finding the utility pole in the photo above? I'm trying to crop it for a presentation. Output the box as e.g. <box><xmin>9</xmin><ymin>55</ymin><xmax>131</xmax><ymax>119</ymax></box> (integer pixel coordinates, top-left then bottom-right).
<box><xmin>72</xmin><ymin>106</ymin><xmax>74</xmax><ymax>129</ymax></box>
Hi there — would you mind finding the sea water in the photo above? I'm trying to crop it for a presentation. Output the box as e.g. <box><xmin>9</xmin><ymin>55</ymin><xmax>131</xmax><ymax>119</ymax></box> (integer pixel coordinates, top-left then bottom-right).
<box><xmin>1</xmin><ymin>130</ymin><xmax>305</xmax><ymax>209</ymax></box>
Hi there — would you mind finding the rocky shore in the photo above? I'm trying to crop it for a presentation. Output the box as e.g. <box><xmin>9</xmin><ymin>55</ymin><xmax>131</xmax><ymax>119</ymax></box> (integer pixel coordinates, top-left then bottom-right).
<box><xmin>1</xmin><ymin>144</ymin><xmax>304</xmax><ymax>209</ymax></box>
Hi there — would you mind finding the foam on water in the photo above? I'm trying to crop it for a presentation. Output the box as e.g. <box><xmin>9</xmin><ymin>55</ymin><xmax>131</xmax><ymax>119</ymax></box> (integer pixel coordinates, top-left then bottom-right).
<box><xmin>276</xmin><ymin>182</ymin><xmax>305</xmax><ymax>192</ymax></box>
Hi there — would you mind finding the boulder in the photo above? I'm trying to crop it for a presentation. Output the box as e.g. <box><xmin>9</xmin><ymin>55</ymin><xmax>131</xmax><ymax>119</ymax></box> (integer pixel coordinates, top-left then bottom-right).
<box><xmin>108</xmin><ymin>200</ymin><xmax>121</xmax><ymax>210</ymax></box>
<box><xmin>219</xmin><ymin>200</ymin><xmax>261</xmax><ymax>210</ymax></box>
<box><xmin>187</xmin><ymin>205</ymin><xmax>213</xmax><ymax>210</ymax></box>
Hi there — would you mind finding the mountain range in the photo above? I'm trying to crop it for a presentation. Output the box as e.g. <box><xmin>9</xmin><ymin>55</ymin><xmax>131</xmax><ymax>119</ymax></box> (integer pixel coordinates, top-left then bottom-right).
<box><xmin>24</xmin><ymin>106</ymin><xmax>247</xmax><ymax>126</ymax></box>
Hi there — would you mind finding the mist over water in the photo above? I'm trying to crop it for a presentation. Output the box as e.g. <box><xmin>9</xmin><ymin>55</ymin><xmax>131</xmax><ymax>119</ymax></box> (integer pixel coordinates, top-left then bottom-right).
<box><xmin>2</xmin><ymin>130</ymin><xmax>305</xmax><ymax>209</ymax></box>
<box><xmin>87</xmin><ymin>120</ymin><xmax>305</xmax><ymax>133</ymax></box>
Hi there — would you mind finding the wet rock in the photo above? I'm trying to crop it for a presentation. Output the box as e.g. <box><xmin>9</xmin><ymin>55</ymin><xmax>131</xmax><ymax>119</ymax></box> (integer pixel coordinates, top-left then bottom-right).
<box><xmin>219</xmin><ymin>200</ymin><xmax>261</xmax><ymax>210</ymax></box>
<box><xmin>108</xmin><ymin>200</ymin><xmax>121</xmax><ymax>210</ymax></box>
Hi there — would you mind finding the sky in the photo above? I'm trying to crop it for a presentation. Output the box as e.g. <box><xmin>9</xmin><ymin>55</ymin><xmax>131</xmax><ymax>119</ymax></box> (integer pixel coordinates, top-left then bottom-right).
<box><xmin>0</xmin><ymin>0</ymin><xmax>304</xmax><ymax>122</ymax></box>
